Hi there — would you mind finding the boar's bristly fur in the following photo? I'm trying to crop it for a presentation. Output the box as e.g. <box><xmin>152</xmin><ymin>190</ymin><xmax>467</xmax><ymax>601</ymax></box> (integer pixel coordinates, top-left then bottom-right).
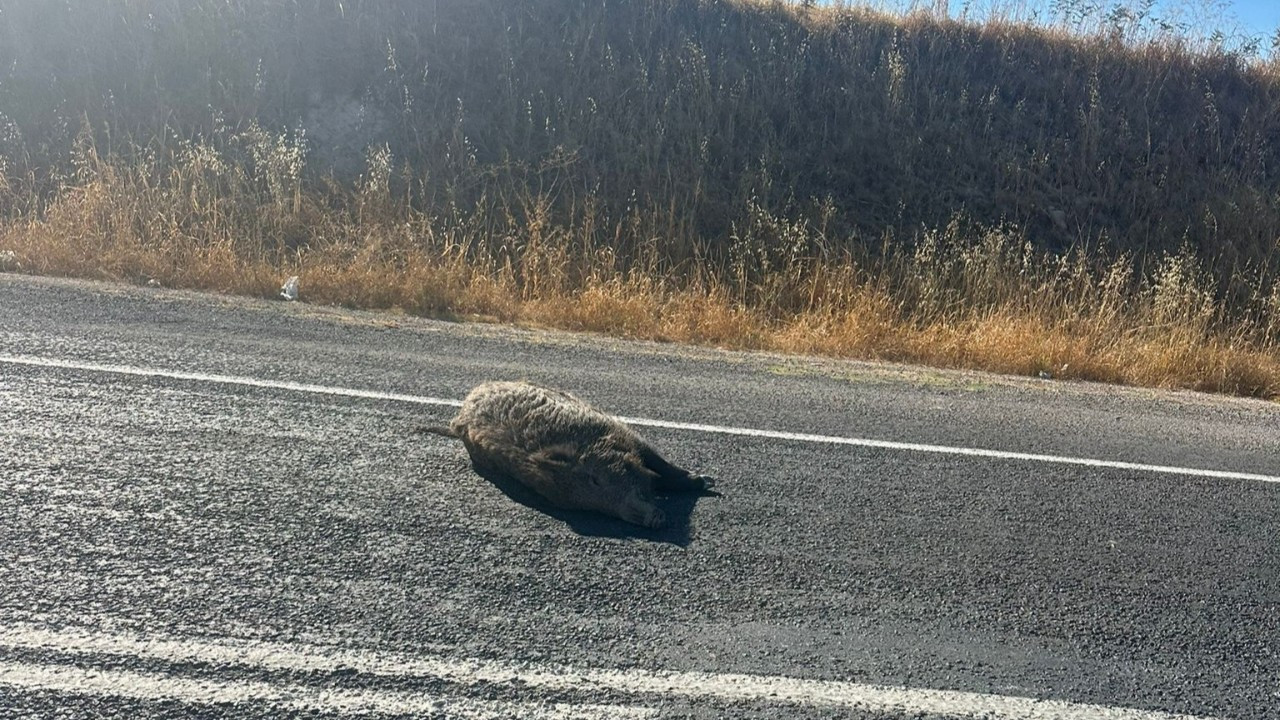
<box><xmin>439</xmin><ymin>381</ymin><xmax>715</xmax><ymax>528</ymax></box>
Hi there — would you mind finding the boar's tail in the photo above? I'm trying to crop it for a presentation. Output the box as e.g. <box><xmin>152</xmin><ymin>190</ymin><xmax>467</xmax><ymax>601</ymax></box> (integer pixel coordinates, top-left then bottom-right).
<box><xmin>414</xmin><ymin>424</ymin><xmax>459</xmax><ymax>439</ymax></box>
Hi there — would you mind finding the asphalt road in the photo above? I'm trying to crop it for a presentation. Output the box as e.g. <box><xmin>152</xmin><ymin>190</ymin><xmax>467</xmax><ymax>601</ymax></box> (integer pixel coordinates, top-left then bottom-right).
<box><xmin>0</xmin><ymin>273</ymin><xmax>1277</xmax><ymax>719</ymax></box>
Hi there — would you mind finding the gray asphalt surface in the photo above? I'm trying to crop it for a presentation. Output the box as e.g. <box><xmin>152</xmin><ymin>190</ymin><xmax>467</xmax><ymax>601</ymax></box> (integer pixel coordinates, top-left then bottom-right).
<box><xmin>0</xmin><ymin>274</ymin><xmax>1277</xmax><ymax>719</ymax></box>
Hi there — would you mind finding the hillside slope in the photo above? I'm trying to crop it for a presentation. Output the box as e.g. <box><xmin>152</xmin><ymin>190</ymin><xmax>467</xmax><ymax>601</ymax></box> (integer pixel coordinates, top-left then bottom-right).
<box><xmin>4</xmin><ymin>0</ymin><xmax>1279</xmax><ymax>263</ymax></box>
<box><xmin>1</xmin><ymin>0</ymin><xmax>1279</xmax><ymax>397</ymax></box>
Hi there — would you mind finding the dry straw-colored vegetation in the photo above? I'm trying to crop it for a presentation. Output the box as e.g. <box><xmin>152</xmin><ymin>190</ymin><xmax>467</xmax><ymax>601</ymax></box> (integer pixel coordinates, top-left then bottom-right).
<box><xmin>2</xmin><ymin>0</ymin><xmax>1280</xmax><ymax>397</ymax></box>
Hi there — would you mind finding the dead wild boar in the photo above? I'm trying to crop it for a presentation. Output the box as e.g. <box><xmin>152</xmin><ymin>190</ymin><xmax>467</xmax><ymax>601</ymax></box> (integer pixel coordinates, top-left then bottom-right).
<box><xmin>423</xmin><ymin>381</ymin><xmax>715</xmax><ymax>528</ymax></box>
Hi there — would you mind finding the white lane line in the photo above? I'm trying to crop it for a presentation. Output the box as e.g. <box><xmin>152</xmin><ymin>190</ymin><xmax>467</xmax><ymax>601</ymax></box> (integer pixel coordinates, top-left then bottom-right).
<box><xmin>0</xmin><ymin>660</ymin><xmax>655</xmax><ymax>719</ymax></box>
<box><xmin>0</xmin><ymin>353</ymin><xmax>464</xmax><ymax>408</ymax></box>
<box><xmin>2</xmin><ymin>352</ymin><xmax>1277</xmax><ymax>485</ymax></box>
<box><xmin>0</xmin><ymin>624</ymin><xmax>1219</xmax><ymax>720</ymax></box>
<box><xmin>616</xmin><ymin>415</ymin><xmax>1280</xmax><ymax>484</ymax></box>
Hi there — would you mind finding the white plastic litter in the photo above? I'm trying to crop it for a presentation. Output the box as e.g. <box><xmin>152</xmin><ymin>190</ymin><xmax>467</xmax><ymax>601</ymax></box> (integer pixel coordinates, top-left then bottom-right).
<box><xmin>280</xmin><ymin>275</ymin><xmax>300</xmax><ymax>301</ymax></box>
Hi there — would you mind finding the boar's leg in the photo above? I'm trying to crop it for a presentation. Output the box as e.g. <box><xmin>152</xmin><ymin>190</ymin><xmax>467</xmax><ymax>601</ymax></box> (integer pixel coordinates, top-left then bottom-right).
<box><xmin>638</xmin><ymin>443</ymin><xmax>716</xmax><ymax>493</ymax></box>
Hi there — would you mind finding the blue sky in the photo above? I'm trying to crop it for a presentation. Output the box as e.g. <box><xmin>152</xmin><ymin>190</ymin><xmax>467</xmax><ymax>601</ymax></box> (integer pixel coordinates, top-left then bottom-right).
<box><xmin>1228</xmin><ymin>0</ymin><xmax>1277</xmax><ymax>36</ymax></box>
<box><xmin>875</xmin><ymin>1</ymin><xmax>1278</xmax><ymax>43</ymax></box>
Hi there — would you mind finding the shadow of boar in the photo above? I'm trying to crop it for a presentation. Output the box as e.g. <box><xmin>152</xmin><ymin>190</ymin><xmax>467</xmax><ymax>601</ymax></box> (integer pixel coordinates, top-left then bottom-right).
<box><xmin>424</xmin><ymin>381</ymin><xmax>715</xmax><ymax>528</ymax></box>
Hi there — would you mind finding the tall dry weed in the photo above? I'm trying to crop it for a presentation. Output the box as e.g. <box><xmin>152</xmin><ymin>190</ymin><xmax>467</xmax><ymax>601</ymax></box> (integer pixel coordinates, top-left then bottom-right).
<box><xmin>1</xmin><ymin>0</ymin><xmax>1279</xmax><ymax>398</ymax></box>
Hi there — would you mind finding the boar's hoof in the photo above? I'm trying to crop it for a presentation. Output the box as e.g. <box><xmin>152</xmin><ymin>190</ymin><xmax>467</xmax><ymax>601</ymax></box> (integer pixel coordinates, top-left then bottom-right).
<box><xmin>690</xmin><ymin>474</ymin><xmax>716</xmax><ymax>490</ymax></box>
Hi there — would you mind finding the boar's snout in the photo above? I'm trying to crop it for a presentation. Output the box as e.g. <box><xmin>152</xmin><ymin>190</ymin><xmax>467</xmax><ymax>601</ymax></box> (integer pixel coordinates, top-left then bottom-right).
<box><xmin>623</xmin><ymin>495</ymin><xmax>666</xmax><ymax>529</ymax></box>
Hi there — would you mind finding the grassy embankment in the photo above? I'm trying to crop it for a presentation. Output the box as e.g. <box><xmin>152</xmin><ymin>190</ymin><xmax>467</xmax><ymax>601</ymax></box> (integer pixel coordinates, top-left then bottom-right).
<box><xmin>2</xmin><ymin>0</ymin><xmax>1280</xmax><ymax>397</ymax></box>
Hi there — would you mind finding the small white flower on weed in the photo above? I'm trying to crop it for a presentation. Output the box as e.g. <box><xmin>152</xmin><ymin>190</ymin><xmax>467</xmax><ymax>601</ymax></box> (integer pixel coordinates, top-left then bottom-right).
<box><xmin>280</xmin><ymin>275</ymin><xmax>300</xmax><ymax>301</ymax></box>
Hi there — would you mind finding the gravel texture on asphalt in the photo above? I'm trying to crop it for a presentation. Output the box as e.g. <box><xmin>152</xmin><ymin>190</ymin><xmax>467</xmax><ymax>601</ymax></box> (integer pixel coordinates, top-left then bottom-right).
<box><xmin>1</xmin><ymin>274</ymin><xmax>1277</xmax><ymax>719</ymax></box>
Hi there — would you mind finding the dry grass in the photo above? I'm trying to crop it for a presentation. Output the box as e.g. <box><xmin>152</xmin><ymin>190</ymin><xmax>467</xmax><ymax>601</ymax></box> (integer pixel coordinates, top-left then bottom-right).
<box><xmin>2</xmin><ymin>0</ymin><xmax>1280</xmax><ymax>399</ymax></box>
<box><xmin>3</xmin><ymin>135</ymin><xmax>1279</xmax><ymax>399</ymax></box>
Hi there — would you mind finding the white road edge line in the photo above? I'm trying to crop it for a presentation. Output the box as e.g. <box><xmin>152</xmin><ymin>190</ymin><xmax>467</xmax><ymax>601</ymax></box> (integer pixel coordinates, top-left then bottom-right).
<box><xmin>0</xmin><ymin>624</ymin><xmax>1222</xmax><ymax>720</ymax></box>
<box><xmin>2</xmin><ymin>353</ymin><xmax>1277</xmax><ymax>485</ymax></box>
<box><xmin>0</xmin><ymin>660</ymin><xmax>656</xmax><ymax>719</ymax></box>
